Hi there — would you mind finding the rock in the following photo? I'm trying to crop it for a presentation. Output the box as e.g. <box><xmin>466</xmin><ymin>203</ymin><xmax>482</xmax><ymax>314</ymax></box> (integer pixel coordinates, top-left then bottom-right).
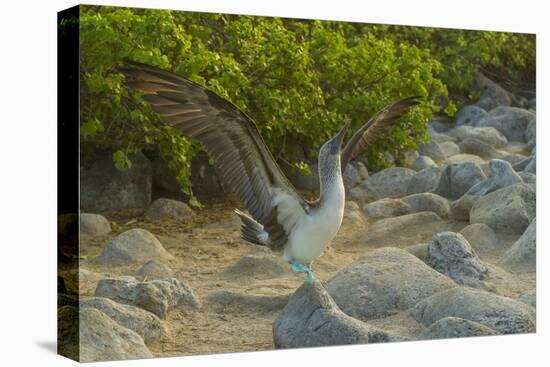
<box><xmin>518</xmin><ymin>172</ymin><xmax>536</xmax><ymax>188</ymax></box>
<box><xmin>136</xmin><ymin>260</ymin><xmax>175</xmax><ymax>280</ymax></box>
<box><xmin>524</xmin><ymin>155</ymin><xmax>536</xmax><ymax>174</ymax></box>
<box><xmin>95</xmin><ymin>276</ymin><xmax>200</xmax><ymax>319</ymax></box>
<box><xmin>352</xmin><ymin>167</ymin><xmax>416</xmax><ymax>202</ymax></box>
<box><xmin>58</xmin><ymin>306</ymin><xmax>152</xmax><ymax>362</ymax></box>
<box><xmin>81</xmin><ymin>152</ymin><xmax>152</xmax><ymax>211</ymax></box>
<box><xmin>525</xmin><ymin>118</ymin><xmax>536</xmax><ymax>144</ymax></box>
<box><xmin>428</xmin><ymin>120</ymin><xmax>452</xmax><ymax>132</ymax></box>
<box><xmin>443</xmin><ymin>154</ymin><xmax>486</xmax><ymax>165</ymax></box>
<box><xmin>80</xmin><ymin>297</ymin><xmax>170</xmax><ymax>345</ymax></box>
<box><xmin>502</xmin><ymin>218</ymin><xmax>536</xmax><ymax>268</ymax></box>
<box><xmin>474</xmin><ymin>73</ymin><xmax>512</xmax><ymax>110</ymax></box>
<box><xmin>430</xmin><ymin>131</ymin><xmax>457</xmax><ymax>144</ymax></box>
<box><xmin>470</xmin><ymin>184</ymin><xmax>535</xmax><ymax>234</ymax></box>
<box><xmin>223</xmin><ymin>250</ymin><xmax>289</xmax><ymax>280</ymax></box>
<box><xmin>416</xmin><ymin>317</ymin><xmax>496</xmax><ymax>340</ymax></box>
<box><xmin>343</xmin><ymin>161</ymin><xmax>368</xmax><ymax>189</ymax></box>
<box><xmin>411</xmin><ymin>155</ymin><xmax>436</xmax><ymax>171</ymax></box>
<box><xmin>326</xmin><ymin>247</ymin><xmax>456</xmax><ymax>320</ymax></box>
<box><xmin>434</xmin><ymin>162</ymin><xmax>486</xmax><ymax>200</ymax></box>
<box><xmin>529</xmin><ymin>98</ymin><xmax>536</xmax><ymax>110</ymax></box>
<box><xmin>144</xmin><ymin>198</ymin><xmax>194</xmax><ymax>221</ymax></box>
<box><xmin>513</xmin><ymin>155</ymin><xmax>535</xmax><ymax>172</ymax></box>
<box><xmin>273</xmin><ymin>280</ymin><xmax>400</xmax><ymax>348</ymax></box>
<box><xmin>401</xmin><ymin>150</ymin><xmax>420</xmax><ymax>167</ymax></box>
<box><xmin>343</xmin><ymin>201</ymin><xmax>367</xmax><ymax>226</ymax></box>
<box><xmin>402</xmin><ymin>193</ymin><xmax>450</xmax><ymax>219</ymax></box>
<box><xmin>464</xmin><ymin>159</ymin><xmax>523</xmax><ymax>196</ymax></box>
<box><xmin>447</xmin><ymin>126</ymin><xmax>508</xmax><ymax>148</ymax></box>
<box><xmin>501</xmin><ymin>153</ymin><xmax>528</xmax><ymax>166</ymax></box>
<box><xmin>94</xmin><ymin>229</ymin><xmax>174</xmax><ymax>266</ymax></box>
<box><xmin>478</xmin><ymin>107</ymin><xmax>536</xmax><ymax>142</ymax></box>
<box><xmin>151</xmin><ymin>156</ymin><xmax>180</xmax><ymax>193</ymax></box>
<box><xmin>411</xmin><ymin>287</ymin><xmax>536</xmax><ymax>334</ymax></box>
<box><xmin>459</xmin><ymin>223</ymin><xmax>498</xmax><ymax>254</ymax></box>
<box><xmin>361</xmin><ymin>212</ymin><xmax>445</xmax><ymax>247</ymax></box>
<box><xmin>449</xmin><ymin>195</ymin><xmax>479</xmax><ymax>221</ymax></box>
<box><xmin>419</xmin><ymin>142</ymin><xmax>446</xmax><ymax>162</ymax></box>
<box><xmin>406</xmin><ymin>166</ymin><xmax>444</xmax><ymax>195</ymax></box>
<box><xmin>405</xmin><ymin>243</ymin><xmax>429</xmax><ymax>262</ymax></box>
<box><xmin>439</xmin><ymin>141</ymin><xmax>461</xmax><ymax>158</ymax></box>
<box><xmin>285</xmin><ymin>162</ymin><xmax>319</xmax><ymax>191</ymax></box>
<box><xmin>455</xmin><ymin>105</ymin><xmax>488</xmax><ymax>126</ymax></box>
<box><xmin>518</xmin><ymin>289</ymin><xmax>536</xmax><ymax>308</ymax></box>
<box><xmin>207</xmin><ymin>290</ymin><xmax>289</xmax><ymax>314</ymax></box>
<box><xmin>80</xmin><ymin>213</ymin><xmax>111</xmax><ymax>237</ymax></box>
<box><xmin>458</xmin><ymin>137</ymin><xmax>503</xmax><ymax>159</ymax></box>
<box><xmin>362</xmin><ymin>198</ymin><xmax>412</xmax><ymax>220</ymax></box>
<box><xmin>425</xmin><ymin>232</ymin><xmax>489</xmax><ymax>288</ymax></box>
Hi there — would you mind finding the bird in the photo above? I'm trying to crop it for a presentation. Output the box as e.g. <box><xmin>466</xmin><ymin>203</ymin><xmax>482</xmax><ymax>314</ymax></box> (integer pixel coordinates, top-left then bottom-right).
<box><xmin>118</xmin><ymin>60</ymin><xmax>419</xmax><ymax>282</ymax></box>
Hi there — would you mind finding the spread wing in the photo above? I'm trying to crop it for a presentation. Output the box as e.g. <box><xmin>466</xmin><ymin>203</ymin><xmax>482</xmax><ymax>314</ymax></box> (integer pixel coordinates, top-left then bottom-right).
<box><xmin>118</xmin><ymin>61</ymin><xmax>307</xmax><ymax>248</ymax></box>
<box><xmin>340</xmin><ymin>97</ymin><xmax>421</xmax><ymax>170</ymax></box>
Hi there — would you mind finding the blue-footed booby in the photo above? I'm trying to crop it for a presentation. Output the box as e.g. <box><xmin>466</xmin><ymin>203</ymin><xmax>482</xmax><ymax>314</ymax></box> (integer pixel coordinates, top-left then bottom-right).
<box><xmin>119</xmin><ymin>61</ymin><xmax>419</xmax><ymax>281</ymax></box>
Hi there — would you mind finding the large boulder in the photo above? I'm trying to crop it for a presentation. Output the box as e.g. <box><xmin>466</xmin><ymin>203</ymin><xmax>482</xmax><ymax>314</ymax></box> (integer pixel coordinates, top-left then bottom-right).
<box><xmin>135</xmin><ymin>260</ymin><xmax>175</xmax><ymax>280</ymax></box>
<box><xmin>411</xmin><ymin>287</ymin><xmax>536</xmax><ymax>334</ymax></box>
<box><xmin>416</xmin><ymin>317</ymin><xmax>496</xmax><ymax>340</ymax></box>
<box><xmin>525</xmin><ymin>118</ymin><xmax>536</xmax><ymax>144</ymax></box>
<box><xmin>503</xmin><ymin>218</ymin><xmax>536</xmax><ymax>269</ymax></box>
<box><xmin>443</xmin><ymin>154</ymin><xmax>485</xmax><ymax>165</ymax></box>
<box><xmin>447</xmin><ymin>126</ymin><xmax>508</xmax><ymax>148</ymax></box>
<box><xmin>449</xmin><ymin>194</ymin><xmax>480</xmax><ymax>221</ymax></box>
<box><xmin>58</xmin><ymin>306</ymin><xmax>152</xmax><ymax>362</ymax></box>
<box><xmin>439</xmin><ymin>141</ymin><xmax>461</xmax><ymax>158</ymax></box>
<box><xmin>411</xmin><ymin>155</ymin><xmax>436</xmax><ymax>171</ymax></box>
<box><xmin>455</xmin><ymin>105</ymin><xmax>488</xmax><ymax>126</ymax></box>
<box><xmin>95</xmin><ymin>276</ymin><xmax>200</xmax><ymax>319</ymax></box>
<box><xmin>478</xmin><ymin>107</ymin><xmax>536</xmax><ymax>142</ymax></box>
<box><xmin>425</xmin><ymin>232</ymin><xmax>489</xmax><ymax>289</ymax></box>
<box><xmin>80</xmin><ymin>213</ymin><xmax>111</xmax><ymax>237</ymax></box>
<box><xmin>362</xmin><ymin>198</ymin><xmax>412</xmax><ymax>221</ymax></box>
<box><xmin>81</xmin><ymin>152</ymin><xmax>152</xmax><ymax>211</ymax></box>
<box><xmin>474</xmin><ymin>73</ymin><xmax>512</xmax><ymax>110</ymax></box>
<box><xmin>326</xmin><ymin>247</ymin><xmax>456</xmax><ymax>320</ymax></box>
<box><xmin>459</xmin><ymin>223</ymin><xmax>498</xmax><ymax>254</ymax></box>
<box><xmin>464</xmin><ymin>159</ymin><xmax>523</xmax><ymax>196</ymax></box>
<box><xmin>470</xmin><ymin>184</ymin><xmax>536</xmax><ymax>234</ymax></box>
<box><xmin>402</xmin><ymin>193</ymin><xmax>450</xmax><ymax>219</ymax></box>
<box><xmin>144</xmin><ymin>198</ymin><xmax>195</xmax><ymax>221</ymax></box>
<box><xmin>518</xmin><ymin>289</ymin><xmax>536</xmax><ymax>309</ymax></box>
<box><xmin>273</xmin><ymin>280</ymin><xmax>400</xmax><ymax>348</ymax></box>
<box><xmin>458</xmin><ymin>138</ymin><xmax>503</xmax><ymax>159</ymax></box>
<box><xmin>406</xmin><ymin>166</ymin><xmax>444</xmax><ymax>195</ymax></box>
<box><xmin>94</xmin><ymin>229</ymin><xmax>174</xmax><ymax>266</ymax></box>
<box><xmin>419</xmin><ymin>142</ymin><xmax>446</xmax><ymax>162</ymax></box>
<box><xmin>434</xmin><ymin>162</ymin><xmax>486</xmax><ymax>200</ymax></box>
<box><xmin>343</xmin><ymin>161</ymin><xmax>369</xmax><ymax>189</ymax></box>
<box><xmin>351</xmin><ymin>167</ymin><xmax>416</xmax><ymax>202</ymax></box>
<box><xmin>79</xmin><ymin>297</ymin><xmax>170</xmax><ymax>345</ymax></box>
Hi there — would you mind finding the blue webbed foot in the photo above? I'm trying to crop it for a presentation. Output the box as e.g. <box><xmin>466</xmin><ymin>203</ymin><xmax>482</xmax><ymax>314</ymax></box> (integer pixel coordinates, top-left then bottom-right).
<box><xmin>289</xmin><ymin>260</ymin><xmax>315</xmax><ymax>282</ymax></box>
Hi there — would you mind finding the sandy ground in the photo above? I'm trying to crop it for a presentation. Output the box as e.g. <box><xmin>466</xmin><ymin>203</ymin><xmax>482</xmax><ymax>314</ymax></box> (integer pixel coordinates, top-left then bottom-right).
<box><xmin>61</xmin><ymin>194</ymin><xmax>535</xmax><ymax>357</ymax></box>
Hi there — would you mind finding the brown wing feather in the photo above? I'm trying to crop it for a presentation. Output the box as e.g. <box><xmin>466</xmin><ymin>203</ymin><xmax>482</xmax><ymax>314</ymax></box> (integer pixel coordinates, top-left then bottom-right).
<box><xmin>340</xmin><ymin>97</ymin><xmax>420</xmax><ymax>170</ymax></box>
<box><xmin>118</xmin><ymin>61</ymin><xmax>304</xmax><ymax>249</ymax></box>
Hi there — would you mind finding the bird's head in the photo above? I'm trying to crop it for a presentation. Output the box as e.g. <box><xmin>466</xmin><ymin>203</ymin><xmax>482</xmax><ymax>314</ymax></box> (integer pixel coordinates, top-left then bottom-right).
<box><xmin>319</xmin><ymin>121</ymin><xmax>350</xmax><ymax>162</ymax></box>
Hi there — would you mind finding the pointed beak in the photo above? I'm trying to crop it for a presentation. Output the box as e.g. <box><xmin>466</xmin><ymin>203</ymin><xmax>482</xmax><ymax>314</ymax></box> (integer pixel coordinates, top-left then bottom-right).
<box><xmin>334</xmin><ymin>121</ymin><xmax>350</xmax><ymax>150</ymax></box>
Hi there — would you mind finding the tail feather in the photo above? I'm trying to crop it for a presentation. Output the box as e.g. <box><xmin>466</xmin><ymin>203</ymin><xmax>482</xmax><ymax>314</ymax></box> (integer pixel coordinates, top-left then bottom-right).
<box><xmin>234</xmin><ymin>209</ymin><xmax>270</xmax><ymax>246</ymax></box>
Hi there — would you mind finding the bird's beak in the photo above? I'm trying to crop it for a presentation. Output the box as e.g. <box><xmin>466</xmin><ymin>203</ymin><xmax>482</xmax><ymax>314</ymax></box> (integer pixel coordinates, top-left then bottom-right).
<box><xmin>334</xmin><ymin>121</ymin><xmax>350</xmax><ymax>150</ymax></box>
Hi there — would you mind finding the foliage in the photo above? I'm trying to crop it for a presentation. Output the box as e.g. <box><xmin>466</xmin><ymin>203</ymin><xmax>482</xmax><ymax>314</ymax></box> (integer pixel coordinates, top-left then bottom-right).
<box><xmin>79</xmin><ymin>6</ymin><xmax>535</xmax><ymax>201</ymax></box>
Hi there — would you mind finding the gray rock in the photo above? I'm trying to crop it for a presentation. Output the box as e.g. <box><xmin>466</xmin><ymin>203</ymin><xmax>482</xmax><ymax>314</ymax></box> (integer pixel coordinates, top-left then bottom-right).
<box><xmin>503</xmin><ymin>218</ymin><xmax>536</xmax><ymax>268</ymax></box>
<box><xmin>455</xmin><ymin>105</ymin><xmax>488</xmax><ymax>126</ymax></box>
<box><xmin>513</xmin><ymin>155</ymin><xmax>535</xmax><ymax>172</ymax></box>
<box><xmin>80</xmin><ymin>297</ymin><xmax>170</xmax><ymax>345</ymax></box>
<box><xmin>144</xmin><ymin>198</ymin><xmax>194</xmax><ymax>221</ymax></box>
<box><xmin>434</xmin><ymin>162</ymin><xmax>486</xmax><ymax>200</ymax></box>
<box><xmin>81</xmin><ymin>152</ymin><xmax>152</xmax><ymax>212</ymax></box>
<box><xmin>458</xmin><ymin>138</ymin><xmax>503</xmax><ymax>159</ymax></box>
<box><xmin>416</xmin><ymin>317</ymin><xmax>496</xmax><ymax>340</ymax></box>
<box><xmin>223</xmin><ymin>250</ymin><xmax>289</xmax><ymax>280</ymax></box>
<box><xmin>501</xmin><ymin>153</ymin><xmax>528</xmax><ymax>166</ymax></box>
<box><xmin>419</xmin><ymin>142</ymin><xmax>446</xmax><ymax>162</ymax></box>
<box><xmin>207</xmin><ymin>290</ymin><xmax>289</xmax><ymax>314</ymax></box>
<box><xmin>411</xmin><ymin>155</ymin><xmax>436</xmax><ymax>171</ymax></box>
<box><xmin>95</xmin><ymin>276</ymin><xmax>200</xmax><ymax>319</ymax></box>
<box><xmin>524</xmin><ymin>155</ymin><xmax>536</xmax><ymax>174</ymax></box>
<box><xmin>58</xmin><ymin>306</ymin><xmax>152</xmax><ymax>362</ymax></box>
<box><xmin>447</xmin><ymin>126</ymin><xmax>508</xmax><ymax>148</ymax></box>
<box><xmin>529</xmin><ymin>98</ymin><xmax>536</xmax><ymax>110</ymax></box>
<box><xmin>343</xmin><ymin>161</ymin><xmax>368</xmax><ymax>189</ymax></box>
<box><xmin>403</xmin><ymin>193</ymin><xmax>450</xmax><ymax>219</ymax></box>
<box><xmin>439</xmin><ymin>141</ymin><xmax>461</xmax><ymax>158</ymax></box>
<box><xmin>405</xmin><ymin>243</ymin><xmax>429</xmax><ymax>262</ymax></box>
<box><xmin>343</xmin><ymin>201</ymin><xmax>367</xmax><ymax>227</ymax></box>
<box><xmin>401</xmin><ymin>150</ymin><xmax>420</xmax><ymax>167</ymax></box>
<box><xmin>352</xmin><ymin>167</ymin><xmax>416</xmax><ymax>202</ymax></box>
<box><xmin>474</xmin><ymin>73</ymin><xmax>512</xmax><ymax>110</ymax></box>
<box><xmin>459</xmin><ymin>223</ymin><xmax>498</xmax><ymax>254</ymax></box>
<box><xmin>449</xmin><ymin>195</ymin><xmax>480</xmax><ymax>221</ymax></box>
<box><xmin>518</xmin><ymin>172</ymin><xmax>536</xmax><ymax>188</ymax></box>
<box><xmin>525</xmin><ymin>118</ymin><xmax>536</xmax><ymax>144</ymax></box>
<box><xmin>425</xmin><ymin>232</ymin><xmax>489</xmax><ymax>288</ymax></box>
<box><xmin>80</xmin><ymin>213</ymin><xmax>111</xmax><ymax>237</ymax></box>
<box><xmin>443</xmin><ymin>154</ymin><xmax>486</xmax><ymax>165</ymax></box>
<box><xmin>478</xmin><ymin>107</ymin><xmax>536</xmax><ymax>142</ymax></box>
<box><xmin>136</xmin><ymin>260</ymin><xmax>175</xmax><ymax>280</ymax></box>
<box><xmin>518</xmin><ymin>289</ymin><xmax>536</xmax><ymax>308</ymax></box>
<box><xmin>362</xmin><ymin>198</ymin><xmax>412</xmax><ymax>220</ymax></box>
<box><xmin>94</xmin><ymin>229</ymin><xmax>174</xmax><ymax>266</ymax></box>
<box><xmin>430</xmin><ymin>131</ymin><xmax>457</xmax><ymax>144</ymax></box>
<box><xmin>406</xmin><ymin>166</ymin><xmax>444</xmax><ymax>195</ymax></box>
<box><xmin>470</xmin><ymin>184</ymin><xmax>536</xmax><ymax>234</ymax></box>
<box><xmin>428</xmin><ymin>120</ymin><xmax>452</xmax><ymax>132</ymax></box>
<box><xmin>464</xmin><ymin>159</ymin><xmax>523</xmax><ymax>196</ymax></box>
<box><xmin>273</xmin><ymin>280</ymin><xmax>401</xmax><ymax>348</ymax></box>
<box><xmin>151</xmin><ymin>156</ymin><xmax>179</xmax><ymax>193</ymax></box>
<box><xmin>411</xmin><ymin>287</ymin><xmax>536</xmax><ymax>334</ymax></box>
<box><xmin>326</xmin><ymin>247</ymin><xmax>456</xmax><ymax>320</ymax></box>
